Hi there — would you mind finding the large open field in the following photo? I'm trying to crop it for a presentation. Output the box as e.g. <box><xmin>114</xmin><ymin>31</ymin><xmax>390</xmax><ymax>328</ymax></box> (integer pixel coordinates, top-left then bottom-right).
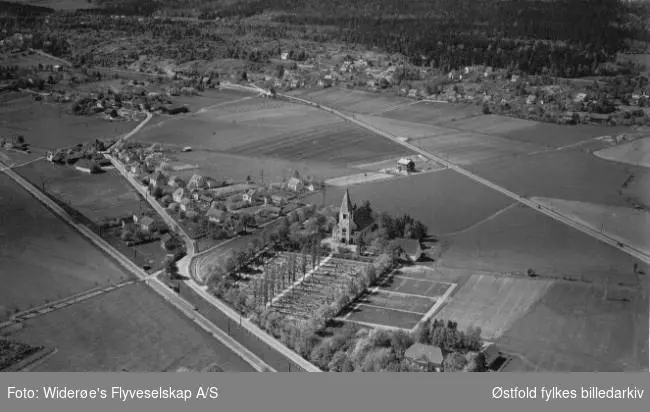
<box><xmin>0</xmin><ymin>174</ymin><xmax>132</xmax><ymax>319</ymax></box>
<box><xmin>381</xmin><ymin>101</ymin><xmax>483</xmax><ymax>124</ymax></box>
<box><xmin>11</xmin><ymin>0</ymin><xmax>96</xmax><ymax>10</ymax></box>
<box><xmin>17</xmin><ymin>160</ymin><xmax>142</xmax><ymax>223</ymax></box>
<box><xmin>0</xmin><ymin>97</ymin><xmax>135</xmax><ymax>150</ymax></box>
<box><xmin>440</xmin><ymin>114</ymin><xmax>628</xmax><ymax>148</ymax></box>
<box><xmin>138</xmin><ymin>98</ymin><xmax>411</xmax><ymax>166</ymax></box>
<box><xmin>439</xmin><ymin>204</ymin><xmax>643</xmax><ymax>282</ymax></box>
<box><xmin>468</xmin><ymin>147</ymin><xmax>650</xmax><ymax>208</ymax></box>
<box><xmin>532</xmin><ymin>197</ymin><xmax>650</xmax><ymax>256</ymax></box>
<box><xmin>288</xmin><ymin>88</ymin><xmax>411</xmax><ymax>115</ymax></box>
<box><xmin>307</xmin><ymin>169</ymin><xmax>514</xmax><ymax>235</ymax></box>
<box><xmin>594</xmin><ymin>136</ymin><xmax>650</xmax><ymax>168</ymax></box>
<box><xmin>498</xmin><ymin>282</ymin><xmax>648</xmax><ymax>371</ymax></box>
<box><xmin>5</xmin><ymin>282</ymin><xmax>255</xmax><ymax>372</ymax></box>
<box><xmin>436</xmin><ymin>274</ymin><xmax>554</xmax><ymax>340</ymax></box>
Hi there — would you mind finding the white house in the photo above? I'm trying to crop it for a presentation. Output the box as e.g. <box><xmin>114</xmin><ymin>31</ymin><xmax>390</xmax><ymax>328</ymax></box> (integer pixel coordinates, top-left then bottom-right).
<box><xmin>243</xmin><ymin>189</ymin><xmax>256</xmax><ymax>203</ymax></box>
<box><xmin>287</xmin><ymin>177</ymin><xmax>303</xmax><ymax>192</ymax></box>
<box><xmin>172</xmin><ymin>187</ymin><xmax>185</xmax><ymax>203</ymax></box>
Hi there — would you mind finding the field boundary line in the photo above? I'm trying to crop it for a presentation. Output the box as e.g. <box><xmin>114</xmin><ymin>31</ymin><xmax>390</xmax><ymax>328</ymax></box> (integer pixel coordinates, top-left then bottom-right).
<box><xmin>411</xmin><ymin>283</ymin><xmax>458</xmax><ymax>333</ymax></box>
<box><xmin>440</xmin><ymin>202</ymin><xmax>518</xmax><ymax>236</ymax></box>
<box><xmin>334</xmin><ymin>317</ymin><xmax>408</xmax><ymax>331</ymax></box>
<box><xmin>375</xmin><ymin>289</ymin><xmax>437</xmax><ymax>300</ymax></box>
<box><xmin>355</xmin><ymin>303</ymin><xmax>427</xmax><ymax>316</ymax></box>
<box><xmin>390</xmin><ymin>274</ymin><xmax>453</xmax><ymax>284</ymax></box>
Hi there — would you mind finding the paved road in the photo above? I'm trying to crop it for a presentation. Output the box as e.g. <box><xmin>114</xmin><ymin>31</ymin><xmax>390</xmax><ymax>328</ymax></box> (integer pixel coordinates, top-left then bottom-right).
<box><xmin>277</xmin><ymin>92</ymin><xmax>650</xmax><ymax>266</ymax></box>
<box><xmin>0</xmin><ymin>160</ymin><xmax>274</xmax><ymax>372</ymax></box>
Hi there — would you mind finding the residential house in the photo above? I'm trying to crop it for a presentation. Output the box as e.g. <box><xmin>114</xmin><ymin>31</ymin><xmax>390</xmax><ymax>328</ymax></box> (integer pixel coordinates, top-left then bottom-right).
<box><xmin>167</xmin><ymin>202</ymin><xmax>180</xmax><ymax>212</ymax></box>
<box><xmin>281</xmin><ymin>51</ymin><xmax>289</xmax><ymax>60</ymax></box>
<box><xmin>271</xmin><ymin>194</ymin><xmax>286</xmax><ymax>206</ymax></box>
<box><xmin>150</xmin><ymin>171</ymin><xmax>168</xmax><ymax>190</ymax></box>
<box><xmin>317</xmin><ymin>78</ymin><xmax>333</xmax><ymax>88</ymax></box>
<box><xmin>46</xmin><ymin>150</ymin><xmax>65</xmax><ymax>163</ymax></box>
<box><xmin>138</xmin><ymin>216</ymin><xmax>155</xmax><ymax>233</ymax></box>
<box><xmin>130</xmin><ymin>162</ymin><xmax>146</xmax><ymax>175</ymax></box>
<box><xmin>191</xmin><ymin>190</ymin><xmax>201</xmax><ymax>201</ymax></box>
<box><xmin>481</xmin><ymin>342</ymin><xmax>501</xmax><ymax>370</ymax></box>
<box><xmin>397</xmin><ymin>158</ymin><xmax>415</xmax><ymax>174</ymax></box>
<box><xmin>404</xmin><ymin>343</ymin><xmax>444</xmax><ymax>372</ymax></box>
<box><xmin>526</xmin><ymin>95</ymin><xmax>537</xmax><ymax>105</ymax></box>
<box><xmin>168</xmin><ymin>176</ymin><xmax>185</xmax><ymax>188</ymax></box>
<box><xmin>172</xmin><ymin>187</ymin><xmax>186</xmax><ymax>203</ymax></box>
<box><xmin>287</xmin><ymin>177</ymin><xmax>304</xmax><ymax>192</ymax></box>
<box><xmin>204</xmin><ymin>177</ymin><xmax>222</xmax><ymax>189</ymax></box>
<box><xmin>257</xmin><ymin>205</ymin><xmax>281</xmax><ymax>218</ymax></box>
<box><xmin>206</xmin><ymin>207</ymin><xmax>227</xmax><ymax>224</ymax></box>
<box><xmin>394</xmin><ymin>238</ymin><xmax>423</xmax><ymax>262</ymax></box>
<box><xmin>160</xmin><ymin>233</ymin><xmax>177</xmax><ymax>251</ymax></box>
<box><xmin>179</xmin><ymin>198</ymin><xmax>193</xmax><ymax>212</ymax></box>
<box><xmin>243</xmin><ymin>189</ymin><xmax>257</xmax><ymax>203</ymax></box>
<box><xmin>306</xmin><ymin>182</ymin><xmax>319</xmax><ymax>192</ymax></box>
<box><xmin>408</xmin><ymin>89</ymin><xmax>418</xmax><ymax>98</ymax></box>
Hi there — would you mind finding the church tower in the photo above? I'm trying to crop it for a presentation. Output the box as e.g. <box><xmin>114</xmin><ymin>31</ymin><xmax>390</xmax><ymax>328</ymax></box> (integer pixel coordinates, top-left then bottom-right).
<box><xmin>335</xmin><ymin>188</ymin><xmax>356</xmax><ymax>244</ymax></box>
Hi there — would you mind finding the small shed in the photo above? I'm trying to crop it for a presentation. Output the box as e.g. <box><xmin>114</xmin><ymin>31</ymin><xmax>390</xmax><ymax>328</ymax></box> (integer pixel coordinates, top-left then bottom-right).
<box><xmin>139</xmin><ymin>216</ymin><xmax>155</xmax><ymax>232</ymax></box>
<box><xmin>397</xmin><ymin>158</ymin><xmax>415</xmax><ymax>174</ymax></box>
<box><xmin>481</xmin><ymin>342</ymin><xmax>501</xmax><ymax>369</ymax></box>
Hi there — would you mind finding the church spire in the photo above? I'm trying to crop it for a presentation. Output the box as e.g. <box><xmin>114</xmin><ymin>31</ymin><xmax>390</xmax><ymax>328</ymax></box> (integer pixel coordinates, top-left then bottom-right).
<box><xmin>341</xmin><ymin>187</ymin><xmax>352</xmax><ymax>214</ymax></box>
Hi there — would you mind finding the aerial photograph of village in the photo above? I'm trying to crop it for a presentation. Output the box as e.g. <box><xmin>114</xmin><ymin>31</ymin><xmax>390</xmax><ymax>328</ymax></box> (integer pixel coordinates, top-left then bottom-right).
<box><xmin>0</xmin><ymin>0</ymin><xmax>648</xmax><ymax>373</ymax></box>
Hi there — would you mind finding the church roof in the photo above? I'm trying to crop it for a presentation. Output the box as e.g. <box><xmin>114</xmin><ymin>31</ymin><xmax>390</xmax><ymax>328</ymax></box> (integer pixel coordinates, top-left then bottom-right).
<box><xmin>341</xmin><ymin>188</ymin><xmax>353</xmax><ymax>214</ymax></box>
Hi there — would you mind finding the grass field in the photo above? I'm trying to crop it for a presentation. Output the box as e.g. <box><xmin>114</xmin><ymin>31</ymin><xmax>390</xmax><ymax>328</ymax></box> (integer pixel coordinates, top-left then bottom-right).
<box><xmin>532</xmin><ymin>197</ymin><xmax>650</xmax><ymax>255</ymax></box>
<box><xmin>360</xmin><ymin>289</ymin><xmax>435</xmax><ymax>313</ymax></box>
<box><xmin>343</xmin><ymin>304</ymin><xmax>424</xmax><ymax>330</ymax></box>
<box><xmin>436</xmin><ymin>274</ymin><xmax>554</xmax><ymax>340</ymax></box>
<box><xmin>442</xmin><ymin>115</ymin><xmax>628</xmax><ymax>148</ymax></box>
<box><xmin>11</xmin><ymin>0</ymin><xmax>96</xmax><ymax>10</ymax></box>
<box><xmin>171</xmin><ymin>89</ymin><xmax>255</xmax><ymax>112</ymax></box>
<box><xmin>17</xmin><ymin>160</ymin><xmax>143</xmax><ymax>224</ymax></box>
<box><xmin>498</xmin><ymin>282</ymin><xmax>648</xmax><ymax>371</ymax></box>
<box><xmin>381</xmin><ymin>100</ymin><xmax>483</xmax><ymax>125</ymax></box>
<box><xmin>594</xmin><ymin>136</ymin><xmax>650</xmax><ymax>168</ymax></box>
<box><xmin>0</xmin><ymin>174</ymin><xmax>132</xmax><ymax>319</ymax></box>
<box><xmin>439</xmin><ymin>204</ymin><xmax>643</xmax><ymax>282</ymax></box>
<box><xmin>0</xmin><ymin>51</ymin><xmax>66</xmax><ymax>69</ymax></box>
<box><xmin>0</xmin><ymin>97</ymin><xmax>134</xmax><ymax>150</ymax></box>
<box><xmin>307</xmin><ymin>169</ymin><xmax>514</xmax><ymax>235</ymax></box>
<box><xmin>288</xmin><ymin>88</ymin><xmax>411</xmax><ymax>114</ymax></box>
<box><xmin>5</xmin><ymin>282</ymin><xmax>255</xmax><ymax>372</ymax></box>
<box><xmin>381</xmin><ymin>275</ymin><xmax>453</xmax><ymax>297</ymax></box>
<box><xmin>468</xmin><ymin>148</ymin><xmax>650</xmax><ymax>208</ymax></box>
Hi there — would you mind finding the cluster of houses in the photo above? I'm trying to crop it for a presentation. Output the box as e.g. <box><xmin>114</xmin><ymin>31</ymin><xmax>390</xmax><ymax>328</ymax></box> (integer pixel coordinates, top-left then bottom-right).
<box><xmin>46</xmin><ymin>139</ymin><xmax>113</xmax><ymax>172</ymax></box>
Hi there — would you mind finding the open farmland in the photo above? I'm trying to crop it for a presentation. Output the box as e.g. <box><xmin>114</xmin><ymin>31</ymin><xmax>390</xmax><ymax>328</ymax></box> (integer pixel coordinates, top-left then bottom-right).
<box><xmin>532</xmin><ymin>197</ymin><xmax>650</xmax><ymax>255</ymax></box>
<box><xmin>381</xmin><ymin>101</ymin><xmax>483</xmax><ymax>125</ymax></box>
<box><xmin>441</xmin><ymin>115</ymin><xmax>628</xmax><ymax>148</ymax></box>
<box><xmin>0</xmin><ymin>50</ymin><xmax>67</xmax><ymax>69</ymax></box>
<box><xmin>4</xmin><ymin>282</ymin><xmax>255</xmax><ymax>372</ymax></box>
<box><xmin>436</xmin><ymin>274</ymin><xmax>554</xmax><ymax>340</ymax></box>
<box><xmin>288</xmin><ymin>88</ymin><xmax>411</xmax><ymax>114</ymax></box>
<box><xmin>172</xmin><ymin>89</ymin><xmax>255</xmax><ymax>112</ymax></box>
<box><xmin>307</xmin><ymin>169</ymin><xmax>514</xmax><ymax>235</ymax></box>
<box><xmin>498</xmin><ymin>282</ymin><xmax>648</xmax><ymax>372</ymax></box>
<box><xmin>439</xmin><ymin>204</ymin><xmax>643</xmax><ymax>282</ymax></box>
<box><xmin>594</xmin><ymin>136</ymin><xmax>650</xmax><ymax>168</ymax></box>
<box><xmin>468</xmin><ymin>148</ymin><xmax>650</xmax><ymax>208</ymax></box>
<box><xmin>10</xmin><ymin>0</ymin><xmax>96</xmax><ymax>10</ymax></box>
<box><xmin>0</xmin><ymin>97</ymin><xmax>135</xmax><ymax>150</ymax></box>
<box><xmin>17</xmin><ymin>160</ymin><xmax>142</xmax><ymax>223</ymax></box>
<box><xmin>0</xmin><ymin>174</ymin><xmax>132</xmax><ymax>320</ymax></box>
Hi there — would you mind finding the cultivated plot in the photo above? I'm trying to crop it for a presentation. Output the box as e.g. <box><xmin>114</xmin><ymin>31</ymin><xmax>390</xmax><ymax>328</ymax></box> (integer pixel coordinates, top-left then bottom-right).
<box><xmin>6</xmin><ymin>283</ymin><xmax>255</xmax><ymax>372</ymax></box>
<box><xmin>0</xmin><ymin>97</ymin><xmax>135</xmax><ymax>150</ymax></box>
<box><xmin>436</xmin><ymin>274</ymin><xmax>554</xmax><ymax>340</ymax></box>
<box><xmin>381</xmin><ymin>101</ymin><xmax>482</xmax><ymax>125</ymax></box>
<box><xmin>288</xmin><ymin>88</ymin><xmax>411</xmax><ymax>114</ymax></box>
<box><xmin>0</xmin><ymin>174</ymin><xmax>133</xmax><ymax>319</ymax></box>
<box><xmin>498</xmin><ymin>282</ymin><xmax>648</xmax><ymax>372</ymax></box>
<box><xmin>532</xmin><ymin>197</ymin><xmax>650</xmax><ymax>256</ymax></box>
<box><xmin>306</xmin><ymin>169</ymin><xmax>514</xmax><ymax>235</ymax></box>
<box><xmin>439</xmin><ymin>205</ymin><xmax>643</xmax><ymax>282</ymax></box>
<box><xmin>443</xmin><ymin>115</ymin><xmax>630</xmax><ymax>148</ymax></box>
<box><xmin>594</xmin><ymin>136</ymin><xmax>650</xmax><ymax>169</ymax></box>
<box><xmin>18</xmin><ymin>160</ymin><xmax>142</xmax><ymax>223</ymax></box>
<box><xmin>381</xmin><ymin>275</ymin><xmax>453</xmax><ymax>298</ymax></box>
<box><xmin>468</xmin><ymin>148</ymin><xmax>650</xmax><ymax>208</ymax></box>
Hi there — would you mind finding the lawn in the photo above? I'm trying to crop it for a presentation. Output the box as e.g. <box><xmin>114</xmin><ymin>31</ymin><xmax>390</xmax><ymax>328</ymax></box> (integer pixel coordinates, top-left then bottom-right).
<box><xmin>17</xmin><ymin>160</ymin><xmax>143</xmax><ymax>224</ymax></box>
<box><xmin>10</xmin><ymin>0</ymin><xmax>96</xmax><ymax>10</ymax></box>
<box><xmin>532</xmin><ymin>197</ymin><xmax>650</xmax><ymax>255</ymax></box>
<box><xmin>380</xmin><ymin>276</ymin><xmax>452</xmax><ymax>298</ymax></box>
<box><xmin>594</xmin><ymin>136</ymin><xmax>650</xmax><ymax>168</ymax></box>
<box><xmin>306</xmin><ymin>169</ymin><xmax>514</xmax><ymax>235</ymax></box>
<box><xmin>468</xmin><ymin>147</ymin><xmax>650</xmax><ymax>208</ymax></box>
<box><xmin>0</xmin><ymin>97</ymin><xmax>135</xmax><ymax>150</ymax></box>
<box><xmin>288</xmin><ymin>88</ymin><xmax>411</xmax><ymax>114</ymax></box>
<box><xmin>5</xmin><ymin>282</ymin><xmax>256</xmax><ymax>372</ymax></box>
<box><xmin>497</xmin><ymin>281</ymin><xmax>648</xmax><ymax>371</ymax></box>
<box><xmin>439</xmin><ymin>204</ymin><xmax>643</xmax><ymax>282</ymax></box>
<box><xmin>359</xmin><ymin>289</ymin><xmax>434</xmax><ymax>314</ymax></box>
<box><xmin>0</xmin><ymin>174</ymin><xmax>133</xmax><ymax>320</ymax></box>
<box><xmin>443</xmin><ymin>115</ymin><xmax>629</xmax><ymax>148</ymax></box>
<box><xmin>381</xmin><ymin>101</ymin><xmax>483</xmax><ymax>125</ymax></box>
<box><xmin>343</xmin><ymin>304</ymin><xmax>423</xmax><ymax>330</ymax></box>
<box><xmin>436</xmin><ymin>274</ymin><xmax>554</xmax><ymax>341</ymax></box>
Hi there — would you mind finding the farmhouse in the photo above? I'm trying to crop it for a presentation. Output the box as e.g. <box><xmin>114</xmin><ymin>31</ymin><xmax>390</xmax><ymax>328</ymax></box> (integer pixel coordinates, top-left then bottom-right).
<box><xmin>172</xmin><ymin>188</ymin><xmax>186</xmax><ymax>203</ymax></box>
<box><xmin>138</xmin><ymin>216</ymin><xmax>155</xmax><ymax>232</ymax></box>
<box><xmin>179</xmin><ymin>198</ymin><xmax>193</xmax><ymax>212</ymax></box>
<box><xmin>160</xmin><ymin>233</ymin><xmax>176</xmax><ymax>251</ymax></box>
<box><xmin>481</xmin><ymin>342</ymin><xmax>501</xmax><ymax>370</ymax></box>
<box><xmin>168</xmin><ymin>176</ymin><xmax>186</xmax><ymax>188</ymax></box>
<box><xmin>287</xmin><ymin>177</ymin><xmax>304</xmax><ymax>192</ymax></box>
<box><xmin>394</xmin><ymin>238</ymin><xmax>423</xmax><ymax>262</ymax></box>
<box><xmin>150</xmin><ymin>171</ymin><xmax>168</xmax><ymax>189</ymax></box>
<box><xmin>243</xmin><ymin>189</ymin><xmax>257</xmax><ymax>203</ymax></box>
<box><xmin>271</xmin><ymin>194</ymin><xmax>286</xmax><ymax>206</ymax></box>
<box><xmin>75</xmin><ymin>159</ymin><xmax>99</xmax><ymax>174</ymax></box>
<box><xmin>397</xmin><ymin>158</ymin><xmax>415</xmax><ymax>174</ymax></box>
<box><xmin>307</xmin><ymin>182</ymin><xmax>319</xmax><ymax>192</ymax></box>
<box><xmin>46</xmin><ymin>150</ymin><xmax>65</xmax><ymax>163</ymax></box>
<box><xmin>404</xmin><ymin>343</ymin><xmax>444</xmax><ymax>372</ymax></box>
<box><xmin>332</xmin><ymin>188</ymin><xmax>357</xmax><ymax>244</ymax></box>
